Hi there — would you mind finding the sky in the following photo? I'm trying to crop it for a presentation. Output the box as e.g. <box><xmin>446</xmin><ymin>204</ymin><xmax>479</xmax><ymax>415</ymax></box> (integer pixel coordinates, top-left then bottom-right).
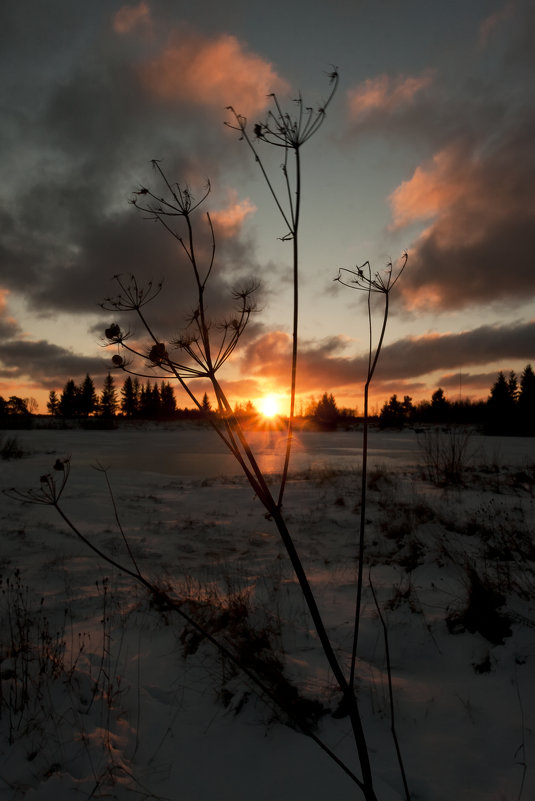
<box><xmin>1</xmin><ymin>0</ymin><xmax>534</xmax><ymax>415</ymax></box>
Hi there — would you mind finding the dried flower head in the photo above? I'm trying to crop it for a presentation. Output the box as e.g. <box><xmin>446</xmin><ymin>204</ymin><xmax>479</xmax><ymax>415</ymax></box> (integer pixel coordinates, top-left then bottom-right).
<box><xmin>148</xmin><ymin>343</ymin><xmax>168</xmax><ymax>364</ymax></box>
<box><xmin>105</xmin><ymin>323</ymin><xmax>121</xmax><ymax>340</ymax></box>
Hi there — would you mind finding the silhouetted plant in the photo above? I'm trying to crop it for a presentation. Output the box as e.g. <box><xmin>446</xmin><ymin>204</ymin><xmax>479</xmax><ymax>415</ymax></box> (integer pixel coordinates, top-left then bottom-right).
<box><xmin>5</xmin><ymin>73</ymin><xmax>417</xmax><ymax>801</ymax></box>
<box><xmin>226</xmin><ymin>68</ymin><xmax>339</xmax><ymax>507</ymax></box>
<box><xmin>99</xmin><ymin>73</ymin><xmax>378</xmax><ymax>798</ymax></box>
<box><xmin>335</xmin><ymin>255</ymin><xmax>410</xmax><ymax>800</ymax></box>
<box><xmin>4</xmin><ymin>461</ymin><xmax>365</xmax><ymax>790</ymax></box>
<box><xmin>417</xmin><ymin>427</ymin><xmax>474</xmax><ymax>485</ymax></box>
<box><xmin>335</xmin><ymin>256</ymin><xmax>407</xmax><ymax>682</ymax></box>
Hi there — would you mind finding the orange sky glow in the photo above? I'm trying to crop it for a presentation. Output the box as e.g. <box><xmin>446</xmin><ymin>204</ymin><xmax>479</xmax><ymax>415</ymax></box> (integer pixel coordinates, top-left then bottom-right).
<box><xmin>0</xmin><ymin>1</ymin><xmax>533</xmax><ymax>417</ymax></box>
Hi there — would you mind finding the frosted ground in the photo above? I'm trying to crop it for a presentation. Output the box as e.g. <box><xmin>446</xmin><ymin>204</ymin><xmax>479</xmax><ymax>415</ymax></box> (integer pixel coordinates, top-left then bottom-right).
<box><xmin>0</xmin><ymin>424</ymin><xmax>534</xmax><ymax>800</ymax></box>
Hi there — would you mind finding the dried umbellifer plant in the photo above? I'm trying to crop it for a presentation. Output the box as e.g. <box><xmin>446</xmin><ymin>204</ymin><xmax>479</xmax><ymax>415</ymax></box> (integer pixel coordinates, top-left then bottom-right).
<box><xmin>4</xmin><ymin>72</ymin><xmax>414</xmax><ymax>801</ymax></box>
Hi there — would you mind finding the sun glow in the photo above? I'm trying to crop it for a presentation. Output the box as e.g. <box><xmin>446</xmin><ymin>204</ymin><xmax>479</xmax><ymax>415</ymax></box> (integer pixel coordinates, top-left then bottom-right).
<box><xmin>258</xmin><ymin>394</ymin><xmax>280</xmax><ymax>418</ymax></box>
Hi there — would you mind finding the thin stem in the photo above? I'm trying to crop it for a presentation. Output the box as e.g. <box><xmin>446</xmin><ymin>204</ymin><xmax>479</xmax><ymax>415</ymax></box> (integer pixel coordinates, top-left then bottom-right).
<box><xmin>50</xmin><ymin>494</ymin><xmax>365</xmax><ymax>789</ymax></box>
<box><xmin>369</xmin><ymin>572</ymin><xmax>411</xmax><ymax>801</ymax></box>
<box><xmin>277</xmin><ymin>145</ymin><xmax>301</xmax><ymax>509</ymax></box>
<box><xmin>350</xmin><ymin>291</ymin><xmax>390</xmax><ymax>687</ymax></box>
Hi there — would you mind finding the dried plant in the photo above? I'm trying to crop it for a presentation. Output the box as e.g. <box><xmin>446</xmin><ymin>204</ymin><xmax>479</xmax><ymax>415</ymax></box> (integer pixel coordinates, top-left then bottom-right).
<box><xmin>335</xmin><ymin>256</ymin><xmax>407</xmax><ymax>682</ymax></box>
<box><xmin>3</xmin><ymin>73</ymin><xmax>415</xmax><ymax>801</ymax></box>
<box><xmin>336</xmin><ymin>255</ymin><xmax>409</xmax><ymax>799</ymax></box>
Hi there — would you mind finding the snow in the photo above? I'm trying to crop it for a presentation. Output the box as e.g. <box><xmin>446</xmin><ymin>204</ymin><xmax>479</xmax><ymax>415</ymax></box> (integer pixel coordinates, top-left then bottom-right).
<box><xmin>0</xmin><ymin>423</ymin><xmax>534</xmax><ymax>800</ymax></box>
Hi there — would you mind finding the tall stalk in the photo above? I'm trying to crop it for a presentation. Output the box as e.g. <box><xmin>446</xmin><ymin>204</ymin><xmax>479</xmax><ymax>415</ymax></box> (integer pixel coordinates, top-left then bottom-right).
<box><xmin>335</xmin><ymin>256</ymin><xmax>407</xmax><ymax>690</ymax></box>
<box><xmin>5</xmin><ymin>74</ymin><xmax>404</xmax><ymax>801</ymax></box>
<box><xmin>225</xmin><ymin>71</ymin><xmax>338</xmax><ymax>507</ymax></box>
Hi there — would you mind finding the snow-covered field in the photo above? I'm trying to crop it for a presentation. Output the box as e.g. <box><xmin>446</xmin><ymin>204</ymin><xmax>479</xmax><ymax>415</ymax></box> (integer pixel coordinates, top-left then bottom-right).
<box><xmin>0</xmin><ymin>424</ymin><xmax>534</xmax><ymax>800</ymax></box>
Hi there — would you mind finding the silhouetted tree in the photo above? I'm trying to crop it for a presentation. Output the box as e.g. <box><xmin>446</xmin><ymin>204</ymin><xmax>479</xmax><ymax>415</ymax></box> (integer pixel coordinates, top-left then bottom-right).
<box><xmin>78</xmin><ymin>374</ymin><xmax>98</xmax><ymax>417</ymax></box>
<box><xmin>486</xmin><ymin>371</ymin><xmax>516</xmax><ymax>434</ymax></box>
<box><xmin>313</xmin><ymin>392</ymin><xmax>339</xmax><ymax>429</ymax></box>
<box><xmin>5</xmin><ymin>396</ymin><xmax>30</xmax><ymax>416</ymax></box>
<box><xmin>430</xmin><ymin>387</ymin><xmax>450</xmax><ymax>423</ymax></box>
<box><xmin>518</xmin><ymin>364</ymin><xmax>535</xmax><ymax>434</ymax></box>
<box><xmin>160</xmin><ymin>381</ymin><xmax>176</xmax><ymax>418</ymax></box>
<box><xmin>507</xmin><ymin>371</ymin><xmax>519</xmax><ymax>403</ymax></box>
<box><xmin>120</xmin><ymin>376</ymin><xmax>139</xmax><ymax>418</ymax></box>
<box><xmin>99</xmin><ymin>373</ymin><xmax>118</xmax><ymax>418</ymax></box>
<box><xmin>47</xmin><ymin>390</ymin><xmax>60</xmax><ymax>416</ymax></box>
<box><xmin>145</xmin><ymin>382</ymin><xmax>160</xmax><ymax>418</ymax></box>
<box><xmin>201</xmin><ymin>392</ymin><xmax>212</xmax><ymax>414</ymax></box>
<box><xmin>59</xmin><ymin>379</ymin><xmax>79</xmax><ymax>418</ymax></box>
<box><xmin>379</xmin><ymin>394</ymin><xmax>406</xmax><ymax>428</ymax></box>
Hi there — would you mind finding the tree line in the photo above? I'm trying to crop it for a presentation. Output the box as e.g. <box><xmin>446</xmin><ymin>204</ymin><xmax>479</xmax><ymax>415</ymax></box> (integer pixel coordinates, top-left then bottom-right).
<box><xmin>378</xmin><ymin>364</ymin><xmax>535</xmax><ymax>435</ymax></box>
<box><xmin>46</xmin><ymin>375</ymin><xmax>178</xmax><ymax>420</ymax></box>
<box><xmin>0</xmin><ymin>365</ymin><xmax>533</xmax><ymax>434</ymax></box>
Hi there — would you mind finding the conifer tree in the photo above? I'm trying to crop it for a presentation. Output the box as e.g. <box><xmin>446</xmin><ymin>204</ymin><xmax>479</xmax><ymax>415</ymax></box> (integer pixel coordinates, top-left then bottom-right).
<box><xmin>47</xmin><ymin>390</ymin><xmax>60</xmax><ymax>416</ymax></box>
<box><xmin>120</xmin><ymin>376</ymin><xmax>138</xmax><ymax>418</ymax></box>
<box><xmin>160</xmin><ymin>381</ymin><xmax>176</xmax><ymax>418</ymax></box>
<box><xmin>59</xmin><ymin>379</ymin><xmax>78</xmax><ymax>418</ymax></box>
<box><xmin>78</xmin><ymin>374</ymin><xmax>98</xmax><ymax>417</ymax></box>
<box><xmin>314</xmin><ymin>392</ymin><xmax>339</xmax><ymax>429</ymax></box>
<box><xmin>518</xmin><ymin>363</ymin><xmax>535</xmax><ymax>434</ymax></box>
<box><xmin>487</xmin><ymin>371</ymin><xmax>516</xmax><ymax>433</ymax></box>
<box><xmin>99</xmin><ymin>373</ymin><xmax>118</xmax><ymax>418</ymax></box>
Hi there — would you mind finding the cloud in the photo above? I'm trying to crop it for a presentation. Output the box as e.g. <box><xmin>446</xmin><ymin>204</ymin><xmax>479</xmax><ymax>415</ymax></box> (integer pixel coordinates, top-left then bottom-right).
<box><xmin>0</xmin><ymin>339</ymin><xmax>107</xmax><ymax>388</ymax></box>
<box><xmin>347</xmin><ymin>70</ymin><xmax>434</xmax><ymax>122</ymax></box>
<box><xmin>113</xmin><ymin>2</ymin><xmax>151</xmax><ymax>35</ymax></box>
<box><xmin>389</xmin><ymin>123</ymin><xmax>535</xmax><ymax>310</ymax></box>
<box><xmin>237</xmin><ymin>320</ymin><xmax>535</xmax><ymax>401</ymax></box>
<box><xmin>210</xmin><ymin>191</ymin><xmax>256</xmax><ymax>238</ymax></box>
<box><xmin>0</xmin><ymin>289</ymin><xmax>21</xmax><ymax>340</ymax></box>
<box><xmin>478</xmin><ymin>1</ymin><xmax>514</xmax><ymax>47</ymax></box>
<box><xmin>375</xmin><ymin>321</ymin><xmax>535</xmax><ymax>380</ymax></box>
<box><xmin>389</xmin><ymin>145</ymin><xmax>467</xmax><ymax>229</ymax></box>
<box><xmin>139</xmin><ymin>30</ymin><xmax>289</xmax><ymax>117</ymax></box>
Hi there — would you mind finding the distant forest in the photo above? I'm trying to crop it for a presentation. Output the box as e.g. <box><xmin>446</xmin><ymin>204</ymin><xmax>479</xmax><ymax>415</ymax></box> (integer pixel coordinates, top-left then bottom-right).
<box><xmin>1</xmin><ymin>365</ymin><xmax>534</xmax><ymax>435</ymax></box>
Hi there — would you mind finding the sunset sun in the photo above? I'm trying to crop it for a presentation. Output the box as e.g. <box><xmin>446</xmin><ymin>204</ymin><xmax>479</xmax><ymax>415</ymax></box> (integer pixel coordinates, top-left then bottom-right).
<box><xmin>258</xmin><ymin>394</ymin><xmax>279</xmax><ymax>418</ymax></box>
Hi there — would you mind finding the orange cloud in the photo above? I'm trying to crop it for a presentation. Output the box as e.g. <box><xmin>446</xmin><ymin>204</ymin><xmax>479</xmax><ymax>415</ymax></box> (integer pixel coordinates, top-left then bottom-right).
<box><xmin>210</xmin><ymin>191</ymin><xmax>256</xmax><ymax>238</ymax></box>
<box><xmin>113</xmin><ymin>2</ymin><xmax>151</xmax><ymax>35</ymax></box>
<box><xmin>478</xmin><ymin>1</ymin><xmax>514</xmax><ymax>47</ymax></box>
<box><xmin>140</xmin><ymin>31</ymin><xmax>288</xmax><ymax>116</ymax></box>
<box><xmin>389</xmin><ymin>146</ymin><xmax>467</xmax><ymax>228</ymax></box>
<box><xmin>347</xmin><ymin>70</ymin><xmax>433</xmax><ymax>120</ymax></box>
<box><xmin>0</xmin><ymin>288</ymin><xmax>19</xmax><ymax>335</ymax></box>
<box><xmin>389</xmin><ymin>124</ymin><xmax>535</xmax><ymax>311</ymax></box>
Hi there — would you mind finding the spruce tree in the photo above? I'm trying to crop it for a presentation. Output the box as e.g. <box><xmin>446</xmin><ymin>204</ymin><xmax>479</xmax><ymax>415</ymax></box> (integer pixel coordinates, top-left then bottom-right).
<box><xmin>518</xmin><ymin>364</ymin><xmax>535</xmax><ymax>434</ymax></box>
<box><xmin>59</xmin><ymin>379</ymin><xmax>78</xmax><ymax>418</ymax></box>
<box><xmin>487</xmin><ymin>371</ymin><xmax>515</xmax><ymax>434</ymax></box>
<box><xmin>47</xmin><ymin>390</ymin><xmax>60</xmax><ymax>416</ymax></box>
<box><xmin>121</xmin><ymin>376</ymin><xmax>138</xmax><ymax>418</ymax></box>
<box><xmin>99</xmin><ymin>374</ymin><xmax>118</xmax><ymax>418</ymax></box>
<box><xmin>78</xmin><ymin>374</ymin><xmax>98</xmax><ymax>417</ymax></box>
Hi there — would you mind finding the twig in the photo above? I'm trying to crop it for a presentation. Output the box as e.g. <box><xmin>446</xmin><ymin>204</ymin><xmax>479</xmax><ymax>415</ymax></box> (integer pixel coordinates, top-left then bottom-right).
<box><xmin>369</xmin><ymin>571</ymin><xmax>411</xmax><ymax>801</ymax></box>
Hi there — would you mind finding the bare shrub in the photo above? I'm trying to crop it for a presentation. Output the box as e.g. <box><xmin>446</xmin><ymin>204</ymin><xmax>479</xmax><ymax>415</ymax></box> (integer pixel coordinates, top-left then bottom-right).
<box><xmin>0</xmin><ymin>436</ymin><xmax>23</xmax><ymax>460</ymax></box>
<box><xmin>417</xmin><ymin>426</ymin><xmax>474</xmax><ymax>485</ymax></box>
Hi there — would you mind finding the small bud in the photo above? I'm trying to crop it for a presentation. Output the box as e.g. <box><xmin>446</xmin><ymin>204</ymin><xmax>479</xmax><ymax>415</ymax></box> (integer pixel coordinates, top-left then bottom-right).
<box><xmin>40</xmin><ymin>474</ymin><xmax>49</xmax><ymax>483</ymax></box>
<box><xmin>112</xmin><ymin>354</ymin><xmax>124</xmax><ymax>366</ymax></box>
<box><xmin>53</xmin><ymin>459</ymin><xmax>64</xmax><ymax>471</ymax></box>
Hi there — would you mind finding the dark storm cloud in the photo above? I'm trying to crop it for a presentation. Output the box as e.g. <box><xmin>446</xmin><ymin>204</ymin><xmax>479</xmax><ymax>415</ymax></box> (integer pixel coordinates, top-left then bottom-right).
<box><xmin>0</xmin><ymin>339</ymin><xmax>107</xmax><ymax>388</ymax></box>
<box><xmin>0</xmin><ymin>3</ymin><xmax>277</xmax><ymax>327</ymax></box>
<box><xmin>376</xmin><ymin>321</ymin><xmax>535</xmax><ymax>380</ymax></box>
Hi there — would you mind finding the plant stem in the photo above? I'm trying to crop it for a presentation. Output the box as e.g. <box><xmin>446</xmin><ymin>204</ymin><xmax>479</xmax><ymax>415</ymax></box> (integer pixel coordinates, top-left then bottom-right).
<box><xmin>278</xmin><ymin>146</ymin><xmax>301</xmax><ymax>509</ymax></box>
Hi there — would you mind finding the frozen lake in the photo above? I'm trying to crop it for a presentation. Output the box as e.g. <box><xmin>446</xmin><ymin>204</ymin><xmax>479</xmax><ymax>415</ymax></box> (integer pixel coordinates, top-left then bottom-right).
<box><xmin>4</xmin><ymin>423</ymin><xmax>534</xmax><ymax>479</ymax></box>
